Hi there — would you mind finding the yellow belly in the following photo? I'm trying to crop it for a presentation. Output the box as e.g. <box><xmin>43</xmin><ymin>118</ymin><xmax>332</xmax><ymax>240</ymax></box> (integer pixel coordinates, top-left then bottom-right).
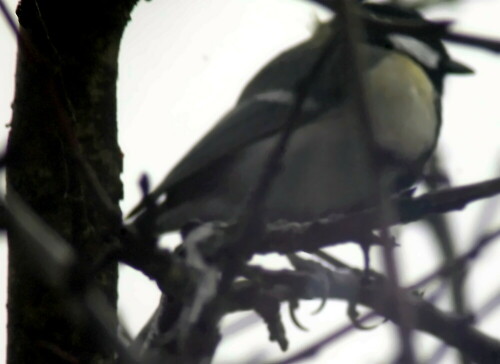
<box><xmin>366</xmin><ymin>52</ymin><xmax>438</xmax><ymax>161</ymax></box>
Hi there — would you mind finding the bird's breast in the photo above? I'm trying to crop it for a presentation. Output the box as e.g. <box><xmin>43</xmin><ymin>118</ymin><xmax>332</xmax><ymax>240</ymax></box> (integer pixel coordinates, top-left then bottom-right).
<box><xmin>366</xmin><ymin>52</ymin><xmax>439</xmax><ymax>161</ymax></box>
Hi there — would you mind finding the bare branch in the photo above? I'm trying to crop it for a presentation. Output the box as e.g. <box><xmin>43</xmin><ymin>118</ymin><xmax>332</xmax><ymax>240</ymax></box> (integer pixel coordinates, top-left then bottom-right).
<box><xmin>228</xmin><ymin>260</ymin><xmax>500</xmax><ymax>364</ymax></box>
<box><xmin>263</xmin><ymin>177</ymin><xmax>500</xmax><ymax>253</ymax></box>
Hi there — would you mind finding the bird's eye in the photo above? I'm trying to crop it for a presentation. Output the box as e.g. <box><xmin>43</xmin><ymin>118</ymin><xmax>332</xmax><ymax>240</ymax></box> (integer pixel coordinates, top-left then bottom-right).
<box><xmin>388</xmin><ymin>33</ymin><xmax>441</xmax><ymax>69</ymax></box>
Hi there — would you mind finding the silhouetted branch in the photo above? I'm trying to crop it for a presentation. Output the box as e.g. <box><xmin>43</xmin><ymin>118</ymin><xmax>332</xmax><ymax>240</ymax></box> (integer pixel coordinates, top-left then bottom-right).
<box><xmin>0</xmin><ymin>0</ymin><xmax>18</xmax><ymax>37</ymax></box>
<box><xmin>445</xmin><ymin>32</ymin><xmax>500</xmax><ymax>53</ymax></box>
<box><xmin>311</xmin><ymin>0</ymin><xmax>500</xmax><ymax>54</ymax></box>
<box><xmin>263</xmin><ymin>177</ymin><xmax>500</xmax><ymax>253</ymax></box>
<box><xmin>227</xmin><ymin>257</ymin><xmax>500</xmax><ymax>364</ymax></box>
<box><xmin>335</xmin><ymin>1</ymin><xmax>417</xmax><ymax>360</ymax></box>
<box><xmin>428</xmin><ymin>285</ymin><xmax>500</xmax><ymax>363</ymax></box>
<box><xmin>222</xmin><ymin>10</ymin><xmax>345</xmax><ymax>267</ymax></box>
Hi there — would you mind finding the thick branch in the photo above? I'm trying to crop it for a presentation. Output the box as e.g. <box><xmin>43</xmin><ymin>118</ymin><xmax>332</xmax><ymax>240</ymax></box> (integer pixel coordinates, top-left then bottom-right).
<box><xmin>226</xmin><ymin>265</ymin><xmax>500</xmax><ymax>363</ymax></box>
<box><xmin>6</xmin><ymin>1</ymin><xmax>137</xmax><ymax>362</ymax></box>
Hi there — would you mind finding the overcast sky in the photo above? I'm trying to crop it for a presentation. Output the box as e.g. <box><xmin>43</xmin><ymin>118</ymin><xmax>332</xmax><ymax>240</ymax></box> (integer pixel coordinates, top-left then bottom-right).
<box><xmin>2</xmin><ymin>0</ymin><xmax>500</xmax><ymax>362</ymax></box>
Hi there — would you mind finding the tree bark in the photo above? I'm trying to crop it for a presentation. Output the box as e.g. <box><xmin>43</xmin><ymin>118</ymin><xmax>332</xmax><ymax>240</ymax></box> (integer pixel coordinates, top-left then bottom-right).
<box><xmin>6</xmin><ymin>1</ymin><xmax>137</xmax><ymax>362</ymax></box>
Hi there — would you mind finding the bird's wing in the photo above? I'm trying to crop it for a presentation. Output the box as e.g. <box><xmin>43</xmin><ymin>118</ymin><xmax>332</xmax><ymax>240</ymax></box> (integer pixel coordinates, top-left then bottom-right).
<box><xmin>128</xmin><ymin>39</ymin><xmax>386</xmax><ymax>217</ymax></box>
<box><xmin>157</xmin><ymin>96</ymin><xmax>321</xmax><ymax>192</ymax></box>
<box><xmin>237</xmin><ymin>34</ymin><xmax>328</xmax><ymax>102</ymax></box>
<box><xmin>157</xmin><ymin>33</ymin><xmax>365</xmax><ymax>194</ymax></box>
<box><xmin>126</xmin><ymin>97</ymin><xmax>321</xmax><ymax>217</ymax></box>
<box><xmin>152</xmin><ymin>29</ymin><xmax>337</xmax><ymax>196</ymax></box>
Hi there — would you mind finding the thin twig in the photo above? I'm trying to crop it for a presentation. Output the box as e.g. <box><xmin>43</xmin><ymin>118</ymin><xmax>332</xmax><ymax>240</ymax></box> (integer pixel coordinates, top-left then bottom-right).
<box><xmin>245</xmin><ymin>228</ymin><xmax>500</xmax><ymax>363</ymax></box>
<box><xmin>275</xmin><ymin>277</ymin><xmax>449</xmax><ymax>364</ymax></box>
<box><xmin>427</xmin><ymin>286</ymin><xmax>500</xmax><ymax>364</ymax></box>
<box><xmin>318</xmin><ymin>2</ymin><xmax>417</xmax><ymax>359</ymax></box>
<box><xmin>312</xmin><ymin>0</ymin><xmax>500</xmax><ymax>54</ymax></box>
<box><xmin>232</xmin><ymin>22</ymin><xmax>342</xmax><ymax>255</ymax></box>
<box><xmin>218</xmin><ymin>16</ymin><xmax>346</xmax><ymax>294</ymax></box>
<box><xmin>261</xmin><ymin>176</ymin><xmax>500</xmax><ymax>253</ymax></box>
<box><xmin>409</xmin><ymin>229</ymin><xmax>500</xmax><ymax>294</ymax></box>
<box><xmin>445</xmin><ymin>32</ymin><xmax>500</xmax><ymax>53</ymax></box>
<box><xmin>0</xmin><ymin>0</ymin><xmax>19</xmax><ymax>37</ymax></box>
<box><xmin>228</xmin><ymin>252</ymin><xmax>500</xmax><ymax>364</ymax></box>
<box><xmin>278</xmin><ymin>311</ymin><xmax>379</xmax><ymax>364</ymax></box>
<box><xmin>423</xmin><ymin>156</ymin><xmax>469</xmax><ymax>364</ymax></box>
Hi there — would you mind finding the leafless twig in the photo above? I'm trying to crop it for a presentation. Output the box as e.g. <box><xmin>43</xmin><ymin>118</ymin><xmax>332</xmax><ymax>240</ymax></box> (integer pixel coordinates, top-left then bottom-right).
<box><xmin>227</xmin><ymin>256</ymin><xmax>500</xmax><ymax>363</ymax></box>
<box><xmin>262</xmin><ymin>176</ymin><xmax>500</xmax><ymax>253</ymax></box>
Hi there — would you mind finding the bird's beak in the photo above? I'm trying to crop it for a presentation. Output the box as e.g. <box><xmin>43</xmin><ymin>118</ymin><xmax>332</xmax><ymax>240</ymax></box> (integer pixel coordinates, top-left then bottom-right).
<box><xmin>445</xmin><ymin>58</ymin><xmax>474</xmax><ymax>74</ymax></box>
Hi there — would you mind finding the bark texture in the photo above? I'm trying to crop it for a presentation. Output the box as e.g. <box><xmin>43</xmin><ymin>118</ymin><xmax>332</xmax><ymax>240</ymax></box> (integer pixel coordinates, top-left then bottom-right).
<box><xmin>6</xmin><ymin>1</ymin><xmax>137</xmax><ymax>363</ymax></box>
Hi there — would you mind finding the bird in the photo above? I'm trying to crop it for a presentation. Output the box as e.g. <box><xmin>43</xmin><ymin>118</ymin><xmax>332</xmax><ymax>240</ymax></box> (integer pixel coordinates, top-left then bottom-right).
<box><xmin>129</xmin><ymin>3</ymin><xmax>472</xmax><ymax>238</ymax></box>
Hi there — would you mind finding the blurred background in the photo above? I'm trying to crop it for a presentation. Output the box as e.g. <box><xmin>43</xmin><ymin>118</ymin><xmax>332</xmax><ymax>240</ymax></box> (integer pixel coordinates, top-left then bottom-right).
<box><xmin>1</xmin><ymin>0</ymin><xmax>500</xmax><ymax>362</ymax></box>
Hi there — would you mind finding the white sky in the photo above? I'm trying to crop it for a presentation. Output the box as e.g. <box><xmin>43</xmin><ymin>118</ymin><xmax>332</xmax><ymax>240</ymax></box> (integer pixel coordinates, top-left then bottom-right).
<box><xmin>2</xmin><ymin>0</ymin><xmax>500</xmax><ymax>363</ymax></box>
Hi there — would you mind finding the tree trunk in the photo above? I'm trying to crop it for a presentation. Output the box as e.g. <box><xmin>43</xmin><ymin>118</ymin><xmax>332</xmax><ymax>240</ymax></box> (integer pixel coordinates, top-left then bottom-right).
<box><xmin>6</xmin><ymin>1</ymin><xmax>137</xmax><ymax>362</ymax></box>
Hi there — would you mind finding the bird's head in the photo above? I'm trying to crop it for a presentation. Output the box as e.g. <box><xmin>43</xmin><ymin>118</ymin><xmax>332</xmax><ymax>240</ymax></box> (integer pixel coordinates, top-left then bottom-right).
<box><xmin>361</xmin><ymin>3</ymin><xmax>473</xmax><ymax>92</ymax></box>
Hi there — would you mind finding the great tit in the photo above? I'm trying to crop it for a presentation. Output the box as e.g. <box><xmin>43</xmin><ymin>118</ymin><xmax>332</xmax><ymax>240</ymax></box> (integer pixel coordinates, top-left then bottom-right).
<box><xmin>130</xmin><ymin>3</ymin><xmax>472</xmax><ymax>236</ymax></box>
